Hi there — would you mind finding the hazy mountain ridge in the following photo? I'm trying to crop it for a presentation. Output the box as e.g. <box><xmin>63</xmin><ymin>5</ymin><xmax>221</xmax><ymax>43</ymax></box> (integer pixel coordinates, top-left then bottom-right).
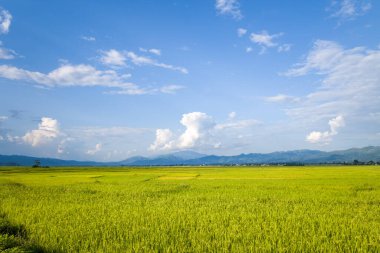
<box><xmin>1</xmin><ymin>147</ymin><xmax>379</xmax><ymax>166</ymax></box>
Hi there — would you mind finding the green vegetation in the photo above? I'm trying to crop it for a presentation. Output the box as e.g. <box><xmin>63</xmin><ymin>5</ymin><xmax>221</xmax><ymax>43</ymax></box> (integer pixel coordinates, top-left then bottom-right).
<box><xmin>0</xmin><ymin>166</ymin><xmax>379</xmax><ymax>252</ymax></box>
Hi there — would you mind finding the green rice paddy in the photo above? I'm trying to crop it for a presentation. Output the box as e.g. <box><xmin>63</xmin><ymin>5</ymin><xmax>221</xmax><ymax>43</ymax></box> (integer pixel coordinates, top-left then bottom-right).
<box><xmin>0</xmin><ymin>166</ymin><xmax>379</xmax><ymax>252</ymax></box>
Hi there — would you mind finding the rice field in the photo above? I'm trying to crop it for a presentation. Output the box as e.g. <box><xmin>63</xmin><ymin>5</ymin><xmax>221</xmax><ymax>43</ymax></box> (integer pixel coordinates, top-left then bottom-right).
<box><xmin>0</xmin><ymin>166</ymin><xmax>379</xmax><ymax>252</ymax></box>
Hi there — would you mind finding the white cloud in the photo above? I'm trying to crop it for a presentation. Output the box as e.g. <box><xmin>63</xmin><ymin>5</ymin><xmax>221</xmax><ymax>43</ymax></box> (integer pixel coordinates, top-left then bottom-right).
<box><xmin>278</xmin><ymin>44</ymin><xmax>292</xmax><ymax>52</ymax></box>
<box><xmin>149</xmin><ymin>112</ymin><xmax>260</xmax><ymax>151</ymax></box>
<box><xmin>0</xmin><ymin>116</ymin><xmax>8</xmax><ymax>121</ymax></box>
<box><xmin>306</xmin><ymin>115</ymin><xmax>345</xmax><ymax>144</ymax></box>
<box><xmin>228</xmin><ymin>112</ymin><xmax>236</xmax><ymax>119</ymax></box>
<box><xmin>98</xmin><ymin>49</ymin><xmax>187</xmax><ymax>73</ymax></box>
<box><xmin>0</xmin><ymin>64</ymin><xmax>149</xmax><ymax>94</ymax></box>
<box><xmin>160</xmin><ymin>85</ymin><xmax>185</xmax><ymax>94</ymax></box>
<box><xmin>250</xmin><ymin>31</ymin><xmax>283</xmax><ymax>48</ymax></box>
<box><xmin>149</xmin><ymin>49</ymin><xmax>161</xmax><ymax>56</ymax></box>
<box><xmin>126</xmin><ymin>51</ymin><xmax>188</xmax><ymax>74</ymax></box>
<box><xmin>0</xmin><ymin>8</ymin><xmax>11</xmax><ymax>34</ymax></box>
<box><xmin>215</xmin><ymin>119</ymin><xmax>260</xmax><ymax>130</ymax></box>
<box><xmin>0</xmin><ymin>47</ymin><xmax>187</xmax><ymax>95</ymax></box>
<box><xmin>0</xmin><ymin>135</ymin><xmax>3</xmax><ymax>141</ymax></box>
<box><xmin>99</xmin><ymin>49</ymin><xmax>127</xmax><ymax>67</ymax></box>
<box><xmin>81</xmin><ymin>36</ymin><xmax>96</xmax><ymax>41</ymax></box>
<box><xmin>284</xmin><ymin>40</ymin><xmax>380</xmax><ymax>123</ymax></box>
<box><xmin>140</xmin><ymin>48</ymin><xmax>161</xmax><ymax>56</ymax></box>
<box><xmin>265</xmin><ymin>94</ymin><xmax>300</xmax><ymax>103</ymax></box>
<box><xmin>215</xmin><ymin>0</ymin><xmax>242</xmax><ymax>19</ymax></box>
<box><xmin>329</xmin><ymin>0</ymin><xmax>371</xmax><ymax>20</ymax></box>
<box><xmin>23</xmin><ymin>117</ymin><xmax>60</xmax><ymax>146</ymax></box>
<box><xmin>0</xmin><ymin>42</ymin><xmax>17</xmax><ymax>59</ymax></box>
<box><xmin>87</xmin><ymin>143</ymin><xmax>102</xmax><ymax>155</ymax></box>
<box><xmin>73</xmin><ymin>126</ymin><xmax>149</xmax><ymax>138</ymax></box>
<box><xmin>237</xmin><ymin>28</ymin><xmax>247</xmax><ymax>37</ymax></box>
<box><xmin>149</xmin><ymin>129</ymin><xmax>174</xmax><ymax>151</ymax></box>
<box><xmin>285</xmin><ymin>40</ymin><xmax>344</xmax><ymax>77</ymax></box>
<box><xmin>250</xmin><ymin>31</ymin><xmax>289</xmax><ymax>53</ymax></box>
<box><xmin>178</xmin><ymin>112</ymin><xmax>215</xmax><ymax>148</ymax></box>
<box><xmin>246</xmin><ymin>47</ymin><xmax>253</xmax><ymax>53</ymax></box>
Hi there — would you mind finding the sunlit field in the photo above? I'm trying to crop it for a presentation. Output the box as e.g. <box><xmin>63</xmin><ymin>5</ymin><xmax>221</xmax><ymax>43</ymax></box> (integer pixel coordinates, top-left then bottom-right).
<box><xmin>0</xmin><ymin>166</ymin><xmax>379</xmax><ymax>252</ymax></box>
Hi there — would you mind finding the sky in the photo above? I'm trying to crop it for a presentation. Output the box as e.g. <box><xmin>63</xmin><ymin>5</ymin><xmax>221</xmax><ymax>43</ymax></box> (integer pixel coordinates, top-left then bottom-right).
<box><xmin>0</xmin><ymin>0</ymin><xmax>379</xmax><ymax>161</ymax></box>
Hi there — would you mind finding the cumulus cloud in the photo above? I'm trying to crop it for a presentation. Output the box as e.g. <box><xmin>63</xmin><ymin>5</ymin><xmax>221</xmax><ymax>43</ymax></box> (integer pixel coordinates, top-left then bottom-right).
<box><xmin>99</xmin><ymin>49</ymin><xmax>127</xmax><ymax>67</ymax></box>
<box><xmin>246</xmin><ymin>47</ymin><xmax>253</xmax><ymax>53</ymax></box>
<box><xmin>328</xmin><ymin>0</ymin><xmax>371</xmax><ymax>20</ymax></box>
<box><xmin>87</xmin><ymin>143</ymin><xmax>102</xmax><ymax>155</ymax></box>
<box><xmin>215</xmin><ymin>0</ymin><xmax>242</xmax><ymax>19</ymax></box>
<box><xmin>0</xmin><ymin>116</ymin><xmax>8</xmax><ymax>121</ymax></box>
<box><xmin>284</xmin><ymin>40</ymin><xmax>380</xmax><ymax>123</ymax></box>
<box><xmin>237</xmin><ymin>28</ymin><xmax>247</xmax><ymax>37</ymax></box>
<box><xmin>0</xmin><ymin>8</ymin><xmax>11</xmax><ymax>34</ymax></box>
<box><xmin>178</xmin><ymin>112</ymin><xmax>215</xmax><ymax>148</ymax></box>
<box><xmin>306</xmin><ymin>115</ymin><xmax>345</xmax><ymax>144</ymax></box>
<box><xmin>150</xmin><ymin>112</ymin><xmax>260</xmax><ymax>151</ymax></box>
<box><xmin>149</xmin><ymin>129</ymin><xmax>174</xmax><ymax>151</ymax></box>
<box><xmin>23</xmin><ymin>117</ymin><xmax>60</xmax><ymax>146</ymax></box>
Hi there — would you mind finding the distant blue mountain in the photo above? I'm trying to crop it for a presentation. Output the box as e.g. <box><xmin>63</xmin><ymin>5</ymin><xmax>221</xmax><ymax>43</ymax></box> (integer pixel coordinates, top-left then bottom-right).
<box><xmin>1</xmin><ymin>146</ymin><xmax>379</xmax><ymax>167</ymax></box>
<box><xmin>0</xmin><ymin>155</ymin><xmax>104</xmax><ymax>167</ymax></box>
<box><xmin>116</xmin><ymin>146</ymin><xmax>380</xmax><ymax>166</ymax></box>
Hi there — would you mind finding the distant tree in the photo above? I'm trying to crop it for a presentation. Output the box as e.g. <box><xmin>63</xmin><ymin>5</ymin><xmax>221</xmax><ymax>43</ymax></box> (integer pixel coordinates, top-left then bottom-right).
<box><xmin>353</xmin><ymin>160</ymin><xmax>360</xmax><ymax>165</ymax></box>
<box><xmin>32</xmin><ymin>160</ymin><xmax>41</xmax><ymax>168</ymax></box>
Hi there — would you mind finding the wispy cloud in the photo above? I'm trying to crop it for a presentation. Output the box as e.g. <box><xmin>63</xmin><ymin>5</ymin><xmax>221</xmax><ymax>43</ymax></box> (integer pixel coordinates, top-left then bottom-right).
<box><xmin>215</xmin><ymin>0</ymin><xmax>242</xmax><ymax>20</ymax></box>
<box><xmin>126</xmin><ymin>51</ymin><xmax>188</xmax><ymax>74</ymax></box>
<box><xmin>328</xmin><ymin>0</ymin><xmax>371</xmax><ymax>21</ymax></box>
<box><xmin>98</xmin><ymin>49</ymin><xmax>188</xmax><ymax>74</ymax></box>
<box><xmin>237</xmin><ymin>28</ymin><xmax>247</xmax><ymax>37</ymax></box>
<box><xmin>284</xmin><ymin>40</ymin><xmax>380</xmax><ymax>125</ymax></box>
<box><xmin>160</xmin><ymin>85</ymin><xmax>185</xmax><ymax>94</ymax></box>
<box><xmin>139</xmin><ymin>47</ymin><xmax>161</xmax><ymax>56</ymax></box>
<box><xmin>277</xmin><ymin>44</ymin><xmax>292</xmax><ymax>53</ymax></box>
<box><xmin>0</xmin><ymin>63</ymin><xmax>151</xmax><ymax>94</ymax></box>
<box><xmin>250</xmin><ymin>31</ymin><xmax>283</xmax><ymax>48</ymax></box>
<box><xmin>264</xmin><ymin>94</ymin><xmax>300</xmax><ymax>103</ymax></box>
<box><xmin>0</xmin><ymin>42</ymin><xmax>18</xmax><ymax>59</ymax></box>
<box><xmin>250</xmin><ymin>31</ymin><xmax>289</xmax><ymax>54</ymax></box>
<box><xmin>81</xmin><ymin>35</ymin><xmax>96</xmax><ymax>41</ymax></box>
<box><xmin>0</xmin><ymin>7</ymin><xmax>11</xmax><ymax>34</ymax></box>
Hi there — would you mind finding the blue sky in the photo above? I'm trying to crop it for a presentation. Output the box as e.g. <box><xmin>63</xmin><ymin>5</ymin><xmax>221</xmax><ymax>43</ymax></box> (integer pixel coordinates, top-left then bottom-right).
<box><xmin>0</xmin><ymin>0</ymin><xmax>379</xmax><ymax>161</ymax></box>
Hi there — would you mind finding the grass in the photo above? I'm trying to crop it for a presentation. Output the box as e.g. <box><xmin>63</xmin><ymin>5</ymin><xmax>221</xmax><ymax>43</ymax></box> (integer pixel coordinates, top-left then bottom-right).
<box><xmin>0</xmin><ymin>166</ymin><xmax>379</xmax><ymax>252</ymax></box>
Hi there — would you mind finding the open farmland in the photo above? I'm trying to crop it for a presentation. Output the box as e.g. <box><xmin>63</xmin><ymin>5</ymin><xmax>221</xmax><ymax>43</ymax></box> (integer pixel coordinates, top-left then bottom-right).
<box><xmin>0</xmin><ymin>166</ymin><xmax>379</xmax><ymax>252</ymax></box>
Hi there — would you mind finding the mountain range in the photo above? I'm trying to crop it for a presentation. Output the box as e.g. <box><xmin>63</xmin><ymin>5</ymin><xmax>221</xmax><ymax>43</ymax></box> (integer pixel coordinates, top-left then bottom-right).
<box><xmin>1</xmin><ymin>147</ymin><xmax>380</xmax><ymax>167</ymax></box>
